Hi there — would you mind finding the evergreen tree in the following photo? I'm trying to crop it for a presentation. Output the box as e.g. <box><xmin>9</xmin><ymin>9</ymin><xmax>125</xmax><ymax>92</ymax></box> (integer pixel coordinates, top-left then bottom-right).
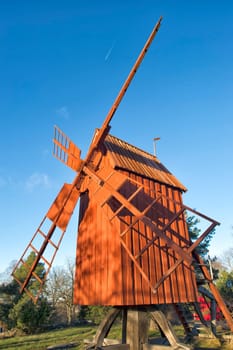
<box><xmin>77</xmin><ymin>305</ymin><xmax>112</xmax><ymax>325</ymax></box>
<box><xmin>186</xmin><ymin>215</ymin><xmax>215</xmax><ymax>258</ymax></box>
<box><xmin>13</xmin><ymin>252</ymin><xmax>45</xmax><ymax>297</ymax></box>
<box><xmin>0</xmin><ymin>252</ymin><xmax>52</xmax><ymax>333</ymax></box>
<box><xmin>0</xmin><ymin>274</ymin><xmax>21</xmax><ymax>328</ymax></box>
<box><xmin>216</xmin><ymin>270</ymin><xmax>233</xmax><ymax>306</ymax></box>
<box><xmin>186</xmin><ymin>214</ymin><xmax>218</xmax><ymax>281</ymax></box>
<box><xmin>9</xmin><ymin>294</ymin><xmax>52</xmax><ymax>333</ymax></box>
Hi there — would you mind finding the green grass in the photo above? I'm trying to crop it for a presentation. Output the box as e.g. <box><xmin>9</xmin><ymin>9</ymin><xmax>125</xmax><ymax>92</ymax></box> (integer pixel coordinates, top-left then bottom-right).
<box><xmin>0</xmin><ymin>326</ymin><xmax>97</xmax><ymax>350</ymax></box>
<box><xmin>0</xmin><ymin>325</ymin><xmax>232</xmax><ymax>350</ymax></box>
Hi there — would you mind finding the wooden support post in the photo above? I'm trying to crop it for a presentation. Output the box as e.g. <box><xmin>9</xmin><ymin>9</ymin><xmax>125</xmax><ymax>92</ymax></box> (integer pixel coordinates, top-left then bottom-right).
<box><xmin>126</xmin><ymin>308</ymin><xmax>149</xmax><ymax>350</ymax></box>
<box><xmin>86</xmin><ymin>306</ymin><xmax>193</xmax><ymax>349</ymax></box>
<box><xmin>122</xmin><ymin>308</ymin><xmax>127</xmax><ymax>344</ymax></box>
<box><xmin>210</xmin><ymin>299</ymin><xmax>217</xmax><ymax>337</ymax></box>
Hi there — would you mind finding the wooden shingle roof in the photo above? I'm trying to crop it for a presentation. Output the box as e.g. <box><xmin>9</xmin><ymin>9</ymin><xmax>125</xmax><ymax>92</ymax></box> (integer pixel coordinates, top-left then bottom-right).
<box><xmin>104</xmin><ymin>134</ymin><xmax>187</xmax><ymax>191</ymax></box>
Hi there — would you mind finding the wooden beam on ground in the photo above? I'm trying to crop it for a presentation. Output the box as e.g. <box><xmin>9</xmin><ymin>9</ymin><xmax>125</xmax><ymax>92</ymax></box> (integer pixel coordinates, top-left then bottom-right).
<box><xmin>93</xmin><ymin>308</ymin><xmax>121</xmax><ymax>347</ymax></box>
<box><xmin>150</xmin><ymin>311</ymin><xmax>190</xmax><ymax>350</ymax></box>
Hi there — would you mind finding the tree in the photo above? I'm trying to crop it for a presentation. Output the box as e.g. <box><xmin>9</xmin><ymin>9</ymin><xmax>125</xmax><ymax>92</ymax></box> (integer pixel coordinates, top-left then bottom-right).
<box><xmin>214</xmin><ymin>229</ymin><xmax>233</xmax><ymax>304</ymax></box>
<box><xmin>9</xmin><ymin>294</ymin><xmax>52</xmax><ymax>333</ymax></box>
<box><xmin>216</xmin><ymin>270</ymin><xmax>233</xmax><ymax>306</ymax></box>
<box><xmin>78</xmin><ymin>305</ymin><xmax>112</xmax><ymax>325</ymax></box>
<box><xmin>0</xmin><ymin>260</ymin><xmax>17</xmax><ymax>284</ymax></box>
<box><xmin>219</xmin><ymin>248</ymin><xmax>233</xmax><ymax>272</ymax></box>
<box><xmin>13</xmin><ymin>252</ymin><xmax>45</xmax><ymax>297</ymax></box>
<box><xmin>45</xmin><ymin>259</ymin><xmax>78</xmax><ymax>325</ymax></box>
<box><xmin>186</xmin><ymin>214</ymin><xmax>218</xmax><ymax>281</ymax></box>
<box><xmin>0</xmin><ymin>252</ymin><xmax>52</xmax><ymax>333</ymax></box>
<box><xmin>0</xmin><ymin>286</ymin><xmax>14</xmax><ymax>328</ymax></box>
<box><xmin>0</xmin><ymin>278</ymin><xmax>21</xmax><ymax>328</ymax></box>
<box><xmin>187</xmin><ymin>215</ymin><xmax>215</xmax><ymax>258</ymax></box>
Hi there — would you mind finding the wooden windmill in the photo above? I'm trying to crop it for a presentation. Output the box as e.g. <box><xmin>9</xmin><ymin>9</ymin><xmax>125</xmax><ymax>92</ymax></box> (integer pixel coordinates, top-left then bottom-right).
<box><xmin>13</xmin><ymin>17</ymin><xmax>233</xmax><ymax>349</ymax></box>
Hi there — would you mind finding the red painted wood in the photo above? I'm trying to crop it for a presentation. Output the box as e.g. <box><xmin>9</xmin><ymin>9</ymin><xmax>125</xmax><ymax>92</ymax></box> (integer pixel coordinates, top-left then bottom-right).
<box><xmin>74</xmin><ymin>151</ymin><xmax>198</xmax><ymax>306</ymax></box>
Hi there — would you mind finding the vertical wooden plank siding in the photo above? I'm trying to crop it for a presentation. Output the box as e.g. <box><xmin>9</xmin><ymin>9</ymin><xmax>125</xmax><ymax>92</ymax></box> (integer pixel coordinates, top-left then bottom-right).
<box><xmin>170</xmin><ymin>186</ymin><xmax>187</xmax><ymax>302</ymax></box>
<box><xmin>175</xmin><ymin>190</ymin><xmax>198</xmax><ymax>302</ymax></box>
<box><xmin>161</xmin><ymin>183</ymin><xmax>172</xmax><ymax>303</ymax></box>
<box><xmin>173</xmin><ymin>189</ymin><xmax>189</xmax><ymax>301</ymax></box>
<box><xmin>74</xmin><ymin>161</ymin><xmax>198</xmax><ymax>306</ymax></box>
<box><xmin>142</xmin><ymin>177</ymin><xmax>153</xmax><ymax>304</ymax></box>
<box><xmin>133</xmin><ymin>175</ymin><xmax>146</xmax><ymax>303</ymax></box>
<box><xmin>165</xmin><ymin>186</ymin><xmax>179</xmax><ymax>303</ymax></box>
<box><xmin>169</xmin><ymin>187</ymin><xmax>184</xmax><ymax>302</ymax></box>
<box><xmin>154</xmin><ymin>182</ymin><xmax>166</xmax><ymax>303</ymax></box>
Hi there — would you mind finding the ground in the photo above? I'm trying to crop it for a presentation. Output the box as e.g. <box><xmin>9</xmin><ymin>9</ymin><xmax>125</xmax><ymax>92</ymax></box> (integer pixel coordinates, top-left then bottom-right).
<box><xmin>0</xmin><ymin>325</ymin><xmax>232</xmax><ymax>349</ymax></box>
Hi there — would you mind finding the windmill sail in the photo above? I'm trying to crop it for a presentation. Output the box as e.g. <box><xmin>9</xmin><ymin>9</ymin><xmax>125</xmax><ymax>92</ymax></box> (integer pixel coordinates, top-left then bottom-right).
<box><xmin>85</xmin><ymin>17</ymin><xmax>162</xmax><ymax>161</ymax></box>
<box><xmin>12</xmin><ymin>183</ymin><xmax>80</xmax><ymax>302</ymax></box>
<box><xmin>53</xmin><ymin>126</ymin><xmax>82</xmax><ymax>171</ymax></box>
<box><xmin>13</xmin><ymin>17</ymin><xmax>163</xmax><ymax>302</ymax></box>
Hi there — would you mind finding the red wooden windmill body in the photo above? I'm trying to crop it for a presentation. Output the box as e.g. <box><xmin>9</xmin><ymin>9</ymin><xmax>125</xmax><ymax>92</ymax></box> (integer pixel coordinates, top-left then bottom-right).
<box><xmin>74</xmin><ymin>132</ymin><xmax>198</xmax><ymax>306</ymax></box>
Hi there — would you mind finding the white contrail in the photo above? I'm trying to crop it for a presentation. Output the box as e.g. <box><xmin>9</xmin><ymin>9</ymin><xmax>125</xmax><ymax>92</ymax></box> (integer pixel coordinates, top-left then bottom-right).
<box><xmin>105</xmin><ymin>40</ymin><xmax>116</xmax><ymax>61</ymax></box>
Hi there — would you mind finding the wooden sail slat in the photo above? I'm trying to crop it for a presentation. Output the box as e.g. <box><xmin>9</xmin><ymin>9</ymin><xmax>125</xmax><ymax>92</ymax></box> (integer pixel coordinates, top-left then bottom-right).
<box><xmin>53</xmin><ymin>126</ymin><xmax>82</xmax><ymax>171</ymax></box>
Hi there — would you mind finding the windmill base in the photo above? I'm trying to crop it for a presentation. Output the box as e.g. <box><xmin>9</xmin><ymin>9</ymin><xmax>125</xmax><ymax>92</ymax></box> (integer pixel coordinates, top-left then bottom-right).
<box><xmin>84</xmin><ymin>306</ymin><xmax>191</xmax><ymax>350</ymax></box>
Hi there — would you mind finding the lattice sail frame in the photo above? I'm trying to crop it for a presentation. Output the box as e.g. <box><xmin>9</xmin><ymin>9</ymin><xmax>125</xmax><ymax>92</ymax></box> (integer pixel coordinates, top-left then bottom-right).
<box><xmin>53</xmin><ymin>126</ymin><xmax>83</xmax><ymax>172</ymax></box>
<box><xmin>12</xmin><ymin>183</ymin><xmax>80</xmax><ymax>303</ymax></box>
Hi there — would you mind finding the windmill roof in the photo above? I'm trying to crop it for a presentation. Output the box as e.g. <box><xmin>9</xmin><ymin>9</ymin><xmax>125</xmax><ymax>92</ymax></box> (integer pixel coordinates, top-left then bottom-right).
<box><xmin>104</xmin><ymin>134</ymin><xmax>187</xmax><ymax>191</ymax></box>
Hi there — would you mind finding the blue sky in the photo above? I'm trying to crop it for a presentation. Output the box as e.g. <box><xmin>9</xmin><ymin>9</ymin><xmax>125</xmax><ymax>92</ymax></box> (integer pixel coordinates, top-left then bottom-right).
<box><xmin>1</xmin><ymin>1</ymin><xmax>233</xmax><ymax>273</ymax></box>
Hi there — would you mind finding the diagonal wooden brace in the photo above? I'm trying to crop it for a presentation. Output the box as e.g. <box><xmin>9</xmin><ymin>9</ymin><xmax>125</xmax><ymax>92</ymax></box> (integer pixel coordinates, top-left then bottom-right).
<box><xmin>120</xmin><ymin>196</ymin><xmax>162</xmax><ymax>238</ymax></box>
<box><xmin>120</xmin><ymin>238</ymin><xmax>157</xmax><ymax>293</ymax></box>
<box><xmin>135</xmin><ymin>207</ymin><xmax>186</xmax><ymax>259</ymax></box>
<box><xmin>84</xmin><ymin>165</ymin><xmax>193</xmax><ymax>266</ymax></box>
<box><xmin>152</xmin><ymin>221</ymin><xmax>218</xmax><ymax>293</ymax></box>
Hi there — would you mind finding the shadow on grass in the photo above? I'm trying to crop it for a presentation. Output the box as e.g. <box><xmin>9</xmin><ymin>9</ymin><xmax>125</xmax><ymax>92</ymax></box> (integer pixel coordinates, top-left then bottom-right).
<box><xmin>0</xmin><ymin>326</ymin><xmax>96</xmax><ymax>350</ymax></box>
